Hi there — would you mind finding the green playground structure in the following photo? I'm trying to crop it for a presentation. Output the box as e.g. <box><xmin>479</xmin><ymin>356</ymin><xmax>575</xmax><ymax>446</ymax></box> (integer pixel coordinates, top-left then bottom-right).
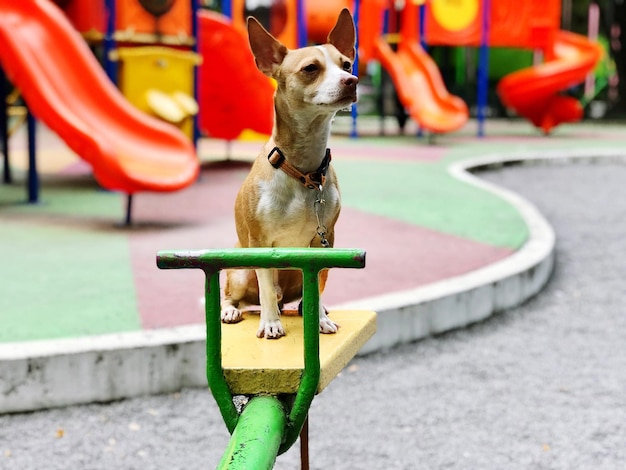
<box><xmin>157</xmin><ymin>248</ymin><xmax>376</xmax><ymax>469</ymax></box>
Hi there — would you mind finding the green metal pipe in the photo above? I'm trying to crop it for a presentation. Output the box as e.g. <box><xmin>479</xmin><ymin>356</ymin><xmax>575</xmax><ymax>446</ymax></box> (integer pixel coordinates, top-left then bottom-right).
<box><xmin>156</xmin><ymin>247</ymin><xmax>366</xmax><ymax>272</ymax></box>
<box><xmin>204</xmin><ymin>269</ymin><xmax>239</xmax><ymax>434</ymax></box>
<box><xmin>216</xmin><ymin>396</ymin><xmax>286</xmax><ymax>470</ymax></box>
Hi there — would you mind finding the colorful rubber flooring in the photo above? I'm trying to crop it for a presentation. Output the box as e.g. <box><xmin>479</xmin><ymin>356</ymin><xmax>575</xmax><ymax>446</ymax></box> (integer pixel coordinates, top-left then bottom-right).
<box><xmin>2</xmin><ymin>118</ymin><xmax>624</xmax><ymax>343</ymax></box>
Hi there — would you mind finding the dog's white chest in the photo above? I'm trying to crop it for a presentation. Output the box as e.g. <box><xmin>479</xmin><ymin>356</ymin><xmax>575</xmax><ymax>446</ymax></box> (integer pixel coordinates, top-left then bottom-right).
<box><xmin>256</xmin><ymin>176</ymin><xmax>339</xmax><ymax>246</ymax></box>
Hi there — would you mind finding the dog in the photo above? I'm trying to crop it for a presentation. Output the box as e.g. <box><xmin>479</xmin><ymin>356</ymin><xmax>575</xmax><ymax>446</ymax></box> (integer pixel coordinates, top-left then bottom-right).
<box><xmin>220</xmin><ymin>9</ymin><xmax>358</xmax><ymax>339</ymax></box>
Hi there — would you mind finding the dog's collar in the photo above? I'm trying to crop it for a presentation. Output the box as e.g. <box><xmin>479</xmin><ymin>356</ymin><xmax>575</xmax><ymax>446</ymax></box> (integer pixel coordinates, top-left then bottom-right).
<box><xmin>267</xmin><ymin>147</ymin><xmax>331</xmax><ymax>190</ymax></box>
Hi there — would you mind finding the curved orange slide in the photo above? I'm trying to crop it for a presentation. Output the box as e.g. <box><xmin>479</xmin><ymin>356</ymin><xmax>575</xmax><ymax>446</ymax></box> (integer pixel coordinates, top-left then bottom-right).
<box><xmin>0</xmin><ymin>0</ymin><xmax>198</xmax><ymax>194</ymax></box>
<box><xmin>375</xmin><ymin>39</ymin><xmax>469</xmax><ymax>134</ymax></box>
<box><xmin>497</xmin><ymin>31</ymin><xmax>602</xmax><ymax>134</ymax></box>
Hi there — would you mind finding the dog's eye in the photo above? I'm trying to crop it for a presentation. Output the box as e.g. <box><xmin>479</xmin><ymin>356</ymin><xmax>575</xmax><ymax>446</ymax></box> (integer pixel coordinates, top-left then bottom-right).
<box><xmin>342</xmin><ymin>61</ymin><xmax>352</xmax><ymax>71</ymax></box>
<box><xmin>302</xmin><ymin>64</ymin><xmax>318</xmax><ymax>73</ymax></box>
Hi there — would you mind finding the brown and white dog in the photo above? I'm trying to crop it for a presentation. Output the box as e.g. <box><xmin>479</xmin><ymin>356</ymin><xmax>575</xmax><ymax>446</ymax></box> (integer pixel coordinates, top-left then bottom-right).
<box><xmin>220</xmin><ymin>9</ymin><xmax>358</xmax><ymax>339</ymax></box>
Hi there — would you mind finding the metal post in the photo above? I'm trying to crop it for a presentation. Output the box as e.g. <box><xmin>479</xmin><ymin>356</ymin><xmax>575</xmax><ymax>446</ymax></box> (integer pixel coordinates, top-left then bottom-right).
<box><xmin>191</xmin><ymin>0</ymin><xmax>200</xmax><ymax>147</ymax></box>
<box><xmin>417</xmin><ymin>3</ymin><xmax>427</xmax><ymax>138</ymax></box>
<box><xmin>26</xmin><ymin>109</ymin><xmax>38</xmax><ymax>203</ymax></box>
<box><xmin>222</xmin><ymin>0</ymin><xmax>231</xmax><ymax>19</ymax></box>
<box><xmin>1</xmin><ymin>66</ymin><xmax>10</xmax><ymax>184</ymax></box>
<box><xmin>296</xmin><ymin>0</ymin><xmax>307</xmax><ymax>48</ymax></box>
<box><xmin>477</xmin><ymin>0</ymin><xmax>490</xmax><ymax>138</ymax></box>
<box><xmin>104</xmin><ymin>0</ymin><xmax>118</xmax><ymax>83</ymax></box>
<box><xmin>350</xmin><ymin>0</ymin><xmax>360</xmax><ymax>138</ymax></box>
<box><xmin>124</xmin><ymin>194</ymin><xmax>133</xmax><ymax>226</ymax></box>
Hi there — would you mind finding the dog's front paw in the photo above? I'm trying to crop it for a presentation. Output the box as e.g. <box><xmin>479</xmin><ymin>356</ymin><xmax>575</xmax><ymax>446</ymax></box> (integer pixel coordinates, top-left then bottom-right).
<box><xmin>320</xmin><ymin>314</ymin><xmax>340</xmax><ymax>334</ymax></box>
<box><xmin>257</xmin><ymin>319</ymin><xmax>285</xmax><ymax>339</ymax></box>
<box><xmin>221</xmin><ymin>306</ymin><xmax>243</xmax><ymax>324</ymax></box>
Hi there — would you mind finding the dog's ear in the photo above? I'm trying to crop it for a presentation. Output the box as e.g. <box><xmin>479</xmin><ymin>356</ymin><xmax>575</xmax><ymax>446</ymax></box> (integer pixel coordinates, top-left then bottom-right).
<box><xmin>247</xmin><ymin>17</ymin><xmax>288</xmax><ymax>77</ymax></box>
<box><xmin>327</xmin><ymin>8</ymin><xmax>356</xmax><ymax>61</ymax></box>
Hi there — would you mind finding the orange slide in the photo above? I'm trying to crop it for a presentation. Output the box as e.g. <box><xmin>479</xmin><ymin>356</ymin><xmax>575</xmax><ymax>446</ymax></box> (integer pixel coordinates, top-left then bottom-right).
<box><xmin>375</xmin><ymin>39</ymin><xmax>469</xmax><ymax>134</ymax></box>
<box><xmin>0</xmin><ymin>0</ymin><xmax>199</xmax><ymax>194</ymax></box>
<box><xmin>497</xmin><ymin>31</ymin><xmax>603</xmax><ymax>134</ymax></box>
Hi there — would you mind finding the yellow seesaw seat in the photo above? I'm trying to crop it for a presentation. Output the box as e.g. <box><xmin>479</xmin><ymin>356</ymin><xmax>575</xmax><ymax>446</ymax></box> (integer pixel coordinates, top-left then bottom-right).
<box><xmin>221</xmin><ymin>310</ymin><xmax>377</xmax><ymax>395</ymax></box>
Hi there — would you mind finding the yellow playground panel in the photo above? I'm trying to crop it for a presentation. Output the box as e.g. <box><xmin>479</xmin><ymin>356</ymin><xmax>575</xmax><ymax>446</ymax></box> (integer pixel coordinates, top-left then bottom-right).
<box><xmin>114</xmin><ymin>46</ymin><xmax>201</xmax><ymax>139</ymax></box>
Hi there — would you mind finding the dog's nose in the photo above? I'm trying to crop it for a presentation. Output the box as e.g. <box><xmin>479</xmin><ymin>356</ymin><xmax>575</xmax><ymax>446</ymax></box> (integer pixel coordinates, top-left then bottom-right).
<box><xmin>342</xmin><ymin>75</ymin><xmax>358</xmax><ymax>89</ymax></box>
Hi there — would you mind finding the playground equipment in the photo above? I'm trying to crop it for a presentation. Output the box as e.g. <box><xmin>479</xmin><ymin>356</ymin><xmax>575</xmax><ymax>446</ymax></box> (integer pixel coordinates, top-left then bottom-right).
<box><xmin>0</xmin><ymin>0</ymin><xmax>199</xmax><ymax>223</ymax></box>
<box><xmin>103</xmin><ymin>0</ymin><xmax>201</xmax><ymax>142</ymax></box>
<box><xmin>197</xmin><ymin>0</ymin><xmax>360</xmax><ymax>141</ymax></box>
<box><xmin>157</xmin><ymin>248</ymin><xmax>376</xmax><ymax>468</ymax></box>
<box><xmin>58</xmin><ymin>0</ymin><xmax>201</xmax><ymax>140</ymax></box>
<box><xmin>227</xmin><ymin>0</ymin><xmax>300</xmax><ymax>49</ymax></box>
<box><xmin>497</xmin><ymin>31</ymin><xmax>603</xmax><ymax>133</ymax></box>
<box><xmin>114</xmin><ymin>46</ymin><xmax>202</xmax><ymax>139</ymax></box>
<box><xmin>60</xmin><ymin>0</ymin><xmax>194</xmax><ymax>44</ymax></box>
<box><xmin>213</xmin><ymin>0</ymin><xmax>601</xmax><ymax>136</ymax></box>
<box><xmin>359</xmin><ymin>0</ymin><xmax>469</xmax><ymax>134</ymax></box>
<box><xmin>197</xmin><ymin>10</ymin><xmax>274</xmax><ymax>140</ymax></box>
<box><xmin>357</xmin><ymin>0</ymin><xmax>602</xmax><ymax>134</ymax></box>
<box><xmin>195</xmin><ymin>0</ymin><xmax>307</xmax><ymax>141</ymax></box>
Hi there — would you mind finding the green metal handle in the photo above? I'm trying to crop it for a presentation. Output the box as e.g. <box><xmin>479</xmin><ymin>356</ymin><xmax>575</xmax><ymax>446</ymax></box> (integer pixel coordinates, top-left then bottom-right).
<box><xmin>157</xmin><ymin>248</ymin><xmax>366</xmax><ymax>456</ymax></box>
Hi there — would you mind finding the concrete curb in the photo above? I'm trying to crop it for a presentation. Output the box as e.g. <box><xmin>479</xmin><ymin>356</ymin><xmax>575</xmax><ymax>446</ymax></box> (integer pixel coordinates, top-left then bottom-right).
<box><xmin>2</xmin><ymin>150</ymin><xmax>624</xmax><ymax>413</ymax></box>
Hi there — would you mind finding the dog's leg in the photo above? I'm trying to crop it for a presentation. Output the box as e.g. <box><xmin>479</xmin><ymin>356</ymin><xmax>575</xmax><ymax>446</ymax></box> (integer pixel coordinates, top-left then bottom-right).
<box><xmin>256</xmin><ymin>268</ymin><xmax>285</xmax><ymax>338</ymax></box>
<box><xmin>221</xmin><ymin>269</ymin><xmax>251</xmax><ymax>323</ymax></box>
<box><xmin>273</xmin><ymin>269</ymin><xmax>284</xmax><ymax>304</ymax></box>
<box><xmin>317</xmin><ymin>269</ymin><xmax>339</xmax><ymax>334</ymax></box>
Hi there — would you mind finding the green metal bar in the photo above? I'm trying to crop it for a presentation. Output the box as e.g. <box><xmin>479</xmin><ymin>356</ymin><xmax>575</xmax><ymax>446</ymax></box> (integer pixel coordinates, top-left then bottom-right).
<box><xmin>216</xmin><ymin>396</ymin><xmax>286</xmax><ymax>470</ymax></box>
<box><xmin>205</xmin><ymin>269</ymin><xmax>239</xmax><ymax>435</ymax></box>
<box><xmin>156</xmin><ymin>247</ymin><xmax>366</xmax><ymax>272</ymax></box>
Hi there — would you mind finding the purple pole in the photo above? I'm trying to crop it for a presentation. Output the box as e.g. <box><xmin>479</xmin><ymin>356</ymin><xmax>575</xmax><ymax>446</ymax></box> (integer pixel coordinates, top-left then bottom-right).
<box><xmin>477</xmin><ymin>0</ymin><xmax>490</xmax><ymax>137</ymax></box>
<box><xmin>350</xmin><ymin>0</ymin><xmax>360</xmax><ymax>138</ymax></box>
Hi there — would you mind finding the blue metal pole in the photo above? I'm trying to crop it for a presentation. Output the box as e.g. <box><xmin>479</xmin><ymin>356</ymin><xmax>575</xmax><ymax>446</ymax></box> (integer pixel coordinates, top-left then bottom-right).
<box><xmin>416</xmin><ymin>3</ymin><xmax>426</xmax><ymax>138</ymax></box>
<box><xmin>477</xmin><ymin>0</ymin><xmax>490</xmax><ymax>137</ymax></box>
<box><xmin>222</xmin><ymin>0</ymin><xmax>232</xmax><ymax>20</ymax></box>
<box><xmin>26</xmin><ymin>109</ymin><xmax>38</xmax><ymax>203</ymax></box>
<box><xmin>1</xmin><ymin>66</ymin><xmax>10</xmax><ymax>184</ymax></box>
<box><xmin>296</xmin><ymin>0</ymin><xmax>307</xmax><ymax>48</ymax></box>
<box><xmin>350</xmin><ymin>0</ymin><xmax>360</xmax><ymax>138</ymax></box>
<box><xmin>104</xmin><ymin>0</ymin><xmax>118</xmax><ymax>84</ymax></box>
<box><xmin>191</xmin><ymin>0</ymin><xmax>200</xmax><ymax>147</ymax></box>
<box><xmin>419</xmin><ymin>3</ymin><xmax>426</xmax><ymax>49</ymax></box>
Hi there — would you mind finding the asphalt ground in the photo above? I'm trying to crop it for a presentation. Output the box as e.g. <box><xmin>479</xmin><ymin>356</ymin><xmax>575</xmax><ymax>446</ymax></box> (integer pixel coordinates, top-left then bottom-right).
<box><xmin>2</xmin><ymin>161</ymin><xmax>626</xmax><ymax>469</ymax></box>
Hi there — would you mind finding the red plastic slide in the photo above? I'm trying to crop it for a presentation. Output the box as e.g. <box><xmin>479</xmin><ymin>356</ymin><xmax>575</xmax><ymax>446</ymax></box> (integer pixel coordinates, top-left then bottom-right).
<box><xmin>197</xmin><ymin>10</ymin><xmax>274</xmax><ymax>140</ymax></box>
<box><xmin>497</xmin><ymin>31</ymin><xmax>603</xmax><ymax>134</ymax></box>
<box><xmin>0</xmin><ymin>0</ymin><xmax>198</xmax><ymax>194</ymax></box>
<box><xmin>375</xmin><ymin>39</ymin><xmax>469</xmax><ymax>134</ymax></box>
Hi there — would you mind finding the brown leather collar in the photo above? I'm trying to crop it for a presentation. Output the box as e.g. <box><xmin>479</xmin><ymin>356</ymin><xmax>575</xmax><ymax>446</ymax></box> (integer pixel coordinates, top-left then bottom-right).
<box><xmin>267</xmin><ymin>147</ymin><xmax>331</xmax><ymax>190</ymax></box>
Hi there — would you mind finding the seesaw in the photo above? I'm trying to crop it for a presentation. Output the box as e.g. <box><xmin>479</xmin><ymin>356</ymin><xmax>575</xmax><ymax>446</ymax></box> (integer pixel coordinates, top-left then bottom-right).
<box><xmin>157</xmin><ymin>248</ymin><xmax>376</xmax><ymax>469</ymax></box>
